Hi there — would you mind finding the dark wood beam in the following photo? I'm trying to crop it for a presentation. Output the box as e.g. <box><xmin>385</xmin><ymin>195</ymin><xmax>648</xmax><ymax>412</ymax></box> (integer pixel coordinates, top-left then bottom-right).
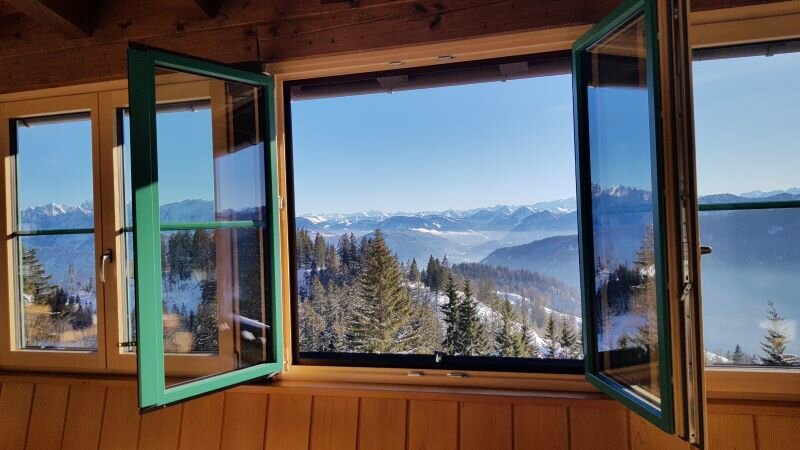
<box><xmin>158</xmin><ymin>0</ymin><xmax>222</xmax><ymax>20</ymax></box>
<box><xmin>4</xmin><ymin>0</ymin><xmax>95</xmax><ymax>38</ymax></box>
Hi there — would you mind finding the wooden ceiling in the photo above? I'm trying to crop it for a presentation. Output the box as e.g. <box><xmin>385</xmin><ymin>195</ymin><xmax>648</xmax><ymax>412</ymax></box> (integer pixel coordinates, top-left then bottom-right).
<box><xmin>0</xmin><ymin>0</ymin><xmax>221</xmax><ymax>38</ymax></box>
<box><xmin>0</xmin><ymin>0</ymin><xmax>789</xmax><ymax>95</ymax></box>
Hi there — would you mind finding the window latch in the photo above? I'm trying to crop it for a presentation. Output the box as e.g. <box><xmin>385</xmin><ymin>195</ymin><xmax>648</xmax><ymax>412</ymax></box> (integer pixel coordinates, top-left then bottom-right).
<box><xmin>118</xmin><ymin>341</ymin><xmax>137</xmax><ymax>348</ymax></box>
<box><xmin>100</xmin><ymin>249</ymin><xmax>113</xmax><ymax>284</ymax></box>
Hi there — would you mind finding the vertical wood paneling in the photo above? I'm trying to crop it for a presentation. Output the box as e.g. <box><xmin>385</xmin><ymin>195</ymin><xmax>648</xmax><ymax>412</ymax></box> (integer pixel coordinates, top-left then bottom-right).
<box><xmin>219</xmin><ymin>391</ymin><xmax>268</xmax><ymax>449</ymax></box>
<box><xmin>25</xmin><ymin>383</ymin><xmax>70</xmax><ymax>450</ymax></box>
<box><xmin>358</xmin><ymin>397</ymin><xmax>406</xmax><ymax>450</ymax></box>
<box><xmin>99</xmin><ymin>387</ymin><xmax>141</xmax><ymax>450</ymax></box>
<box><xmin>0</xmin><ymin>382</ymin><xmax>35</xmax><ymax>450</ymax></box>
<box><xmin>264</xmin><ymin>394</ymin><xmax>313</xmax><ymax>450</ymax></box>
<box><xmin>178</xmin><ymin>392</ymin><xmax>225</xmax><ymax>450</ymax></box>
<box><xmin>513</xmin><ymin>405</ymin><xmax>569</xmax><ymax>450</ymax></box>
<box><xmin>309</xmin><ymin>395</ymin><xmax>359</xmax><ymax>450</ymax></box>
<box><xmin>628</xmin><ymin>412</ymin><xmax>691</xmax><ymax>450</ymax></box>
<box><xmin>138</xmin><ymin>404</ymin><xmax>183</xmax><ymax>450</ymax></box>
<box><xmin>3</xmin><ymin>377</ymin><xmax>800</xmax><ymax>450</ymax></box>
<box><xmin>708</xmin><ymin>413</ymin><xmax>756</xmax><ymax>450</ymax></box>
<box><xmin>569</xmin><ymin>407</ymin><xmax>629</xmax><ymax>450</ymax></box>
<box><xmin>61</xmin><ymin>385</ymin><xmax>107</xmax><ymax>450</ymax></box>
<box><xmin>755</xmin><ymin>415</ymin><xmax>800</xmax><ymax>450</ymax></box>
<box><xmin>407</xmin><ymin>399</ymin><xmax>459</xmax><ymax>450</ymax></box>
<box><xmin>460</xmin><ymin>402</ymin><xmax>513</xmax><ymax>450</ymax></box>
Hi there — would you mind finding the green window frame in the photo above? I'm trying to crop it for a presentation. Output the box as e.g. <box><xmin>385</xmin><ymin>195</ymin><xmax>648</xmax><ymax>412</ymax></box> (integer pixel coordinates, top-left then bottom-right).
<box><xmin>572</xmin><ymin>0</ymin><xmax>675</xmax><ymax>434</ymax></box>
<box><xmin>127</xmin><ymin>45</ymin><xmax>283</xmax><ymax>411</ymax></box>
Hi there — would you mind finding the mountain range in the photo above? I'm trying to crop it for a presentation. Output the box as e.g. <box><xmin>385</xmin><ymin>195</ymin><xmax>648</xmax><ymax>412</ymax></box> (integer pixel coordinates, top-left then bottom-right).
<box><xmin>19</xmin><ymin>187</ymin><xmax>800</xmax><ymax>356</ymax></box>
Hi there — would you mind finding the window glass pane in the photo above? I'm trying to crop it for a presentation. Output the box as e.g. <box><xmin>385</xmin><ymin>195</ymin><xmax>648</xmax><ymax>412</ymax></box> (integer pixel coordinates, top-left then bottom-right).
<box><xmin>694</xmin><ymin>44</ymin><xmax>800</xmax><ymax>367</ymax></box>
<box><xmin>18</xmin><ymin>235</ymin><xmax>97</xmax><ymax>349</ymax></box>
<box><xmin>291</xmin><ymin>57</ymin><xmax>582</xmax><ymax>366</ymax></box>
<box><xmin>16</xmin><ymin>113</ymin><xmax>94</xmax><ymax>231</ymax></box>
<box><xmin>583</xmin><ymin>14</ymin><xmax>662</xmax><ymax>405</ymax></box>
<box><xmin>694</xmin><ymin>45</ymin><xmax>800</xmax><ymax>206</ymax></box>
<box><xmin>13</xmin><ymin>113</ymin><xmax>97</xmax><ymax>350</ymax></box>
<box><xmin>124</xmin><ymin>70</ymin><xmax>274</xmax><ymax>383</ymax></box>
<box><xmin>699</xmin><ymin>209</ymin><xmax>800</xmax><ymax>366</ymax></box>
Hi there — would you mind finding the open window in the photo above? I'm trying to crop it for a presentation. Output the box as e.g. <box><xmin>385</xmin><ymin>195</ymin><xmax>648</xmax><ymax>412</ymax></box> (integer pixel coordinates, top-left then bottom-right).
<box><xmin>126</xmin><ymin>45</ymin><xmax>283</xmax><ymax>411</ymax></box>
<box><xmin>572</xmin><ymin>0</ymin><xmax>705</xmax><ymax>445</ymax></box>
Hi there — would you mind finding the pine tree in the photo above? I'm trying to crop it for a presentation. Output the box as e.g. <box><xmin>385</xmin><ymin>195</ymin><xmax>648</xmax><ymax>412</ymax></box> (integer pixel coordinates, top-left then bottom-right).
<box><xmin>543</xmin><ymin>313</ymin><xmax>559</xmax><ymax>358</ymax></box>
<box><xmin>731</xmin><ymin>344</ymin><xmax>745</xmax><ymax>365</ymax></box>
<box><xmin>313</xmin><ymin>233</ymin><xmax>327</xmax><ymax>268</ymax></box>
<box><xmin>558</xmin><ymin>315</ymin><xmax>580</xmax><ymax>358</ymax></box>
<box><xmin>408</xmin><ymin>258</ymin><xmax>421</xmax><ymax>283</ymax></box>
<box><xmin>458</xmin><ymin>279</ymin><xmax>487</xmax><ymax>356</ymax></box>
<box><xmin>296</xmin><ymin>228</ymin><xmax>314</xmax><ymax>268</ymax></box>
<box><xmin>193</xmin><ymin>279</ymin><xmax>219</xmax><ymax>352</ymax></box>
<box><xmin>424</xmin><ymin>256</ymin><xmax>439</xmax><ymax>291</ymax></box>
<box><xmin>350</xmin><ymin>230</ymin><xmax>412</xmax><ymax>353</ymax></box>
<box><xmin>759</xmin><ymin>301</ymin><xmax>799</xmax><ymax>366</ymax></box>
<box><xmin>21</xmin><ymin>247</ymin><xmax>55</xmax><ymax>304</ymax></box>
<box><xmin>631</xmin><ymin>225</ymin><xmax>657</xmax><ymax>354</ymax></box>
<box><xmin>325</xmin><ymin>243</ymin><xmax>339</xmax><ymax>274</ymax></box>
<box><xmin>495</xmin><ymin>297</ymin><xmax>525</xmax><ymax>357</ymax></box>
<box><xmin>520</xmin><ymin>317</ymin><xmax>539</xmax><ymax>358</ymax></box>
<box><xmin>441</xmin><ymin>274</ymin><xmax>462</xmax><ymax>355</ymax></box>
<box><xmin>191</xmin><ymin>229</ymin><xmax>215</xmax><ymax>274</ymax></box>
<box><xmin>336</xmin><ymin>234</ymin><xmax>352</xmax><ymax>267</ymax></box>
<box><xmin>405</xmin><ymin>279</ymin><xmax>443</xmax><ymax>354</ymax></box>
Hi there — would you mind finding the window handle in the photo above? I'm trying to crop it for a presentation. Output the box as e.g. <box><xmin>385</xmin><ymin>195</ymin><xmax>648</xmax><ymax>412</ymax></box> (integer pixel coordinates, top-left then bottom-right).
<box><xmin>100</xmin><ymin>249</ymin><xmax>113</xmax><ymax>284</ymax></box>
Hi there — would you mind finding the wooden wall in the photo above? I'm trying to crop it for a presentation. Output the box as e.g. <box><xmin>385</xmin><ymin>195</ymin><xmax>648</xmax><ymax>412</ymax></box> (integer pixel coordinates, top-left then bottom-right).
<box><xmin>0</xmin><ymin>375</ymin><xmax>798</xmax><ymax>450</ymax></box>
<box><xmin>0</xmin><ymin>0</ymin><xmax>784</xmax><ymax>94</ymax></box>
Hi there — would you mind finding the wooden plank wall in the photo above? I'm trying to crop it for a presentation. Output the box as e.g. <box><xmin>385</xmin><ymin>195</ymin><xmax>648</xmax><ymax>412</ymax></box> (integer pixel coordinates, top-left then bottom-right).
<box><xmin>0</xmin><ymin>377</ymin><xmax>798</xmax><ymax>450</ymax></box>
<box><xmin>0</xmin><ymin>0</ymin><xmax>783</xmax><ymax>94</ymax></box>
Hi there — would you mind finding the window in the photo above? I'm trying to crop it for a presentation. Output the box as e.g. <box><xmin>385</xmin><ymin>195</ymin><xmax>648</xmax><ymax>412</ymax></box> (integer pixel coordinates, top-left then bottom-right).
<box><xmin>287</xmin><ymin>54</ymin><xmax>584</xmax><ymax>372</ymax></box>
<box><xmin>126</xmin><ymin>47</ymin><xmax>282</xmax><ymax>410</ymax></box>
<box><xmin>694</xmin><ymin>40</ymin><xmax>800</xmax><ymax>368</ymax></box>
<box><xmin>0</xmin><ymin>47</ymin><xmax>283</xmax><ymax>410</ymax></box>
<box><xmin>14</xmin><ymin>113</ymin><xmax>98</xmax><ymax>351</ymax></box>
<box><xmin>0</xmin><ymin>94</ymin><xmax>107</xmax><ymax>370</ymax></box>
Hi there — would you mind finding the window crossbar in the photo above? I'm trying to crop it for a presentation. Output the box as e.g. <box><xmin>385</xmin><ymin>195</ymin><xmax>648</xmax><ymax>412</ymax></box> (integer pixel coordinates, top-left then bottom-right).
<box><xmin>120</xmin><ymin>220</ymin><xmax>264</xmax><ymax>233</ymax></box>
<box><xmin>13</xmin><ymin>228</ymin><xmax>95</xmax><ymax>237</ymax></box>
<box><xmin>698</xmin><ymin>200</ymin><xmax>800</xmax><ymax>212</ymax></box>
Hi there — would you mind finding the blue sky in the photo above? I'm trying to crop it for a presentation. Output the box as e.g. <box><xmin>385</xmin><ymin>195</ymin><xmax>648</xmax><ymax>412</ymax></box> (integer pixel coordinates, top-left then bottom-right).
<box><xmin>693</xmin><ymin>51</ymin><xmax>800</xmax><ymax>196</ymax></box>
<box><xmin>17</xmin><ymin>50</ymin><xmax>800</xmax><ymax>212</ymax></box>
<box><xmin>292</xmin><ymin>75</ymin><xmax>576</xmax><ymax>215</ymax></box>
<box><xmin>17</xmin><ymin>117</ymin><xmax>94</xmax><ymax>211</ymax></box>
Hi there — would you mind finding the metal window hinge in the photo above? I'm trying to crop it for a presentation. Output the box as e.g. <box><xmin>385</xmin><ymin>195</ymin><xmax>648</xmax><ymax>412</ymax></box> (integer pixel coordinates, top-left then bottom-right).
<box><xmin>679</xmin><ymin>283</ymin><xmax>692</xmax><ymax>303</ymax></box>
<box><xmin>118</xmin><ymin>341</ymin><xmax>137</xmax><ymax>348</ymax></box>
<box><xmin>681</xmin><ymin>283</ymin><xmax>692</xmax><ymax>302</ymax></box>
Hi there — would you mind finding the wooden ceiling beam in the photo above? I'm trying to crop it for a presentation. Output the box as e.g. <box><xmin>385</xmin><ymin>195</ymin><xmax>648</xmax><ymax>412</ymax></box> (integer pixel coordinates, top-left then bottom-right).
<box><xmin>158</xmin><ymin>0</ymin><xmax>222</xmax><ymax>20</ymax></box>
<box><xmin>4</xmin><ymin>0</ymin><xmax>95</xmax><ymax>38</ymax></box>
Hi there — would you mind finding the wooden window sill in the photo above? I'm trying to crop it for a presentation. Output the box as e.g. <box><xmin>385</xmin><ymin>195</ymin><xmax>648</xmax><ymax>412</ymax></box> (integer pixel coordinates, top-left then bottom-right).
<box><xmin>1</xmin><ymin>366</ymin><xmax>798</xmax><ymax>404</ymax></box>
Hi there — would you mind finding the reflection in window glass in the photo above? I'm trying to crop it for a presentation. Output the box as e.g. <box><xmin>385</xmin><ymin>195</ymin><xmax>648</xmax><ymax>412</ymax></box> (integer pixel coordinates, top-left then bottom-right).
<box><xmin>694</xmin><ymin>44</ymin><xmax>800</xmax><ymax>367</ymax></box>
<box><xmin>120</xmin><ymin>73</ymin><xmax>273</xmax><ymax>383</ymax></box>
<box><xmin>291</xmin><ymin>57</ymin><xmax>583</xmax><ymax>365</ymax></box>
<box><xmin>14</xmin><ymin>113</ymin><xmax>98</xmax><ymax>350</ymax></box>
<box><xmin>583</xmin><ymin>14</ymin><xmax>662</xmax><ymax>405</ymax></box>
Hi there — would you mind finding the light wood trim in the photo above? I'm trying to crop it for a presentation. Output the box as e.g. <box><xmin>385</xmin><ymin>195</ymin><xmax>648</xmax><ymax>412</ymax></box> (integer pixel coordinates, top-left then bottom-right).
<box><xmin>705</xmin><ymin>368</ymin><xmax>800</xmax><ymax>402</ymax></box>
<box><xmin>0</xmin><ymin>93</ymin><xmax>107</xmax><ymax>371</ymax></box>
<box><xmin>691</xmin><ymin>0</ymin><xmax>800</xmax><ymax>48</ymax></box>
<box><xmin>266</xmin><ymin>25</ymin><xmax>587</xmax><ymax>81</ymax></box>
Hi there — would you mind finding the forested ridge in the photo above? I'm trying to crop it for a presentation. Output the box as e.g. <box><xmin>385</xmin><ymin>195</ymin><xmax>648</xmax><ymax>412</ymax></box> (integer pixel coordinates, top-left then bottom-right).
<box><xmin>295</xmin><ymin>228</ymin><xmax>582</xmax><ymax>358</ymax></box>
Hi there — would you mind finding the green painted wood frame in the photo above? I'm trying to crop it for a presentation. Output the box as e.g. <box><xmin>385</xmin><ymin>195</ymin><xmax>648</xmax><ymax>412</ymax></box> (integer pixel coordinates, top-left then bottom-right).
<box><xmin>572</xmin><ymin>0</ymin><xmax>675</xmax><ymax>433</ymax></box>
<box><xmin>127</xmin><ymin>44</ymin><xmax>283</xmax><ymax>412</ymax></box>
